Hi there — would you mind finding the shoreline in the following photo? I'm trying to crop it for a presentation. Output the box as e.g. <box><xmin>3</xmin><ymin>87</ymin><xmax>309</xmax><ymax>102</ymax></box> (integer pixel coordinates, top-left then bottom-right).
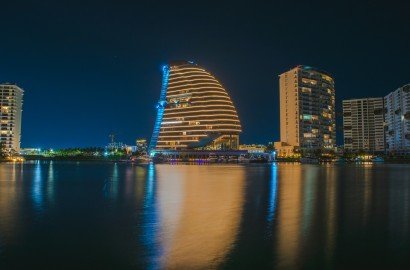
<box><xmin>5</xmin><ymin>158</ymin><xmax>410</xmax><ymax>165</ymax></box>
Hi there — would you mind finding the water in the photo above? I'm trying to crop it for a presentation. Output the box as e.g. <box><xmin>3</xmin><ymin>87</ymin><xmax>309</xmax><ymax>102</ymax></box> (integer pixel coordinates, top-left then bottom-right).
<box><xmin>0</xmin><ymin>161</ymin><xmax>410</xmax><ymax>269</ymax></box>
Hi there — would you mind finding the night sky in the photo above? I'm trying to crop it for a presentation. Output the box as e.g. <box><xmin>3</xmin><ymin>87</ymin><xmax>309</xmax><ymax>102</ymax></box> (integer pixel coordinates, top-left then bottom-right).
<box><xmin>1</xmin><ymin>0</ymin><xmax>409</xmax><ymax>148</ymax></box>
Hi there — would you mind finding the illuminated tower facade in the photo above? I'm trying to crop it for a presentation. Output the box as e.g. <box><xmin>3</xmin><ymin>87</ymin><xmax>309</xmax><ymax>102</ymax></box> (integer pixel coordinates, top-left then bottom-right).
<box><xmin>276</xmin><ymin>65</ymin><xmax>336</xmax><ymax>154</ymax></box>
<box><xmin>0</xmin><ymin>83</ymin><xmax>24</xmax><ymax>153</ymax></box>
<box><xmin>149</xmin><ymin>61</ymin><xmax>241</xmax><ymax>153</ymax></box>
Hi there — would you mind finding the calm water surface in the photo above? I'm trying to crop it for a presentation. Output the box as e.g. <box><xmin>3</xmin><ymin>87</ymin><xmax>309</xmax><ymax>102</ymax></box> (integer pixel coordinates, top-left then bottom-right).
<box><xmin>0</xmin><ymin>161</ymin><xmax>410</xmax><ymax>269</ymax></box>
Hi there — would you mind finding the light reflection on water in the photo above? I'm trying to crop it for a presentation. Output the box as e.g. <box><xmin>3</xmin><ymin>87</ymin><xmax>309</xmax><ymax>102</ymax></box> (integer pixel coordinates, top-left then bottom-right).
<box><xmin>32</xmin><ymin>161</ymin><xmax>44</xmax><ymax>215</ymax></box>
<box><xmin>140</xmin><ymin>163</ymin><xmax>161</xmax><ymax>270</ymax></box>
<box><xmin>0</xmin><ymin>162</ymin><xmax>410</xmax><ymax>269</ymax></box>
<box><xmin>276</xmin><ymin>164</ymin><xmax>303</xmax><ymax>269</ymax></box>
<box><xmin>155</xmin><ymin>165</ymin><xmax>245</xmax><ymax>269</ymax></box>
<box><xmin>47</xmin><ymin>161</ymin><xmax>55</xmax><ymax>204</ymax></box>
<box><xmin>267</xmin><ymin>163</ymin><xmax>278</xmax><ymax>225</ymax></box>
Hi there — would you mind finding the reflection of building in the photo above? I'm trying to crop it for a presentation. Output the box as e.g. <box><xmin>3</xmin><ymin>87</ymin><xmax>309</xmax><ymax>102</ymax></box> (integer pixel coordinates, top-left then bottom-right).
<box><xmin>384</xmin><ymin>84</ymin><xmax>410</xmax><ymax>154</ymax></box>
<box><xmin>155</xmin><ymin>165</ymin><xmax>245</xmax><ymax>269</ymax></box>
<box><xmin>0</xmin><ymin>165</ymin><xmax>20</xmax><ymax>237</ymax></box>
<box><xmin>0</xmin><ymin>83</ymin><xmax>24</xmax><ymax>153</ymax></box>
<box><xmin>275</xmin><ymin>66</ymin><xmax>336</xmax><ymax>154</ymax></box>
<box><xmin>149</xmin><ymin>61</ymin><xmax>241</xmax><ymax>154</ymax></box>
<box><xmin>276</xmin><ymin>164</ymin><xmax>303</xmax><ymax>269</ymax></box>
<box><xmin>342</xmin><ymin>98</ymin><xmax>385</xmax><ymax>152</ymax></box>
<box><xmin>239</xmin><ymin>144</ymin><xmax>266</xmax><ymax>153</ymax></box>
<box><xmin>275</xmin><ymin>164</ymin><xmax>338</xmax><ymax>268</ymax></box>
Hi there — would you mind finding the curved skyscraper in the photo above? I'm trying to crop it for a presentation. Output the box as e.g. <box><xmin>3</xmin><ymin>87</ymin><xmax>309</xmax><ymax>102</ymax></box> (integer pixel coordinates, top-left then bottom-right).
<box><xmin>149</xmin><ymin>61</ymin><xmax>241</xmax><ymax>154</ymax></box>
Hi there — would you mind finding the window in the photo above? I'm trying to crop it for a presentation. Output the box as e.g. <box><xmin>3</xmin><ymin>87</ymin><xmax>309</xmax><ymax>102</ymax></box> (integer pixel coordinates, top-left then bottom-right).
<box><xmin>302</xmin><ymin>78</ymin><xmax>317</xmax><ymax>85</ymax></box>
<box><xmin>303</xmin><ymin>133</ymin><xmax>314</xmax><ymax>138</ymax></box>
<box><xmin>302</xmin><ymin>114</ymin><xmax>312</xmax><ymax>120</ymax></box>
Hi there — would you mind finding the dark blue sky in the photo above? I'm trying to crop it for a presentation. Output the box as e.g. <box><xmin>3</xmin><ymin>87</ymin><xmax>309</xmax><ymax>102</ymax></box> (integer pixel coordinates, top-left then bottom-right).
<box><xmin>1</xmin><ymin>0</ymin><xmax>409</xmax><ymax>148</ymax></box>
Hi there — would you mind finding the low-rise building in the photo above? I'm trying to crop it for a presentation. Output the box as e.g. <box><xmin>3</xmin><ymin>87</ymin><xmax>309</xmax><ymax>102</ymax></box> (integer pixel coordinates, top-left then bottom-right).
<box><xmin>136</xmin><ymin>139</ymin><xmax>147</xmax><ymax>153</ymax></box>
<box><xmin>239</xmin><ymin>144</ymin><xmax>266</xmax><ymax>154</ymax></box>
<box><xmin>107</xmin><ymin>142</ymin><xmax>126</xmax><ymax>151</ymax></box>
<box><xmin>274</xmin><ymin>141</ymin><xmax>299</xmax><ymax>157</ymax></box>
<box><xmin>20</xmin><ymin>148</ymin><xmax>43</xmax><ymax>156</ymax></box>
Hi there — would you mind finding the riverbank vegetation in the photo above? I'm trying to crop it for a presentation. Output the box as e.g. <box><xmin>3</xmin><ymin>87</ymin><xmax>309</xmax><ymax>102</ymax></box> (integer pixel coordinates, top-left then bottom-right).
<box><xmin>22</xmin><ymin>147</ymin><xmax>147</xmax><ymax>161</ymax></box>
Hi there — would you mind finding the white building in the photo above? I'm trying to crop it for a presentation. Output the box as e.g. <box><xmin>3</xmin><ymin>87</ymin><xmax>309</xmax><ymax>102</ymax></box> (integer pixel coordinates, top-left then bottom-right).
<box><xmin>384</xmin><ymin>84</ymin><xmax>410</xmax><ymax>154</ymax></box>
<box><xmin>342</xmin><ymin>98</ymin><xmax>385</xmax><ymax>152</ymax></box>
<box><xmin>0</xmin><ymin>83</ymin><xmax>24</xmax><ymax>153</ymax></box>
<box><xmin>20</xmin><ymin>148</ymin><xmax>42</xmax><ymax>156</ymax></box>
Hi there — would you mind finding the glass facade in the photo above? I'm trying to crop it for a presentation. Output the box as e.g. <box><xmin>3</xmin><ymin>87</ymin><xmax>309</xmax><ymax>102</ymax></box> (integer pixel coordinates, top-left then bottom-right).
<box><xmin>149</xmin><ymin>61</ymin><xmax>241</xmax><ymax>153</ymax></box>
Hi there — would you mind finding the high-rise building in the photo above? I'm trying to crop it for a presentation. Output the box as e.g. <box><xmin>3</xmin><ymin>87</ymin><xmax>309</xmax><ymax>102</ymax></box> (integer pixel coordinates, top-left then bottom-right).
<box><xmin>0</xmin><ymin>83</ymin><xmax>24</xmax><ymax>153</ymax></box>
<box><xmin>149</xmin><ymin>61</ymin><xmax>241</xmax><ymax>154</ymax></box>
<box><xmin>384</xmin><ymin>83</ymin><xmax>410</xmax><ymax>154</ymax></box>
<box><xmin>342</xmin><ymin>98</ymin><xmax>385</xmax><ymax>152</ymax></box>
<box><xmin>275</xmin><ymin>65</ymin><xmax>336</xmax><ymax>155</ymax></box>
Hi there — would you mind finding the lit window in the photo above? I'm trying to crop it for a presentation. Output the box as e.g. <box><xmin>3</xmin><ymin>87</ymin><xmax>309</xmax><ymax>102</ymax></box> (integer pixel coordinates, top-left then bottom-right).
<box><xmin>302</xmin><ymin>78</ymin><xmax>317</xmax><ymax>85</ymax></box>
<box><xmin>302</xmin><ymin>114</ymin><xmax>312</xmax><ymax>120</ymax></box>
